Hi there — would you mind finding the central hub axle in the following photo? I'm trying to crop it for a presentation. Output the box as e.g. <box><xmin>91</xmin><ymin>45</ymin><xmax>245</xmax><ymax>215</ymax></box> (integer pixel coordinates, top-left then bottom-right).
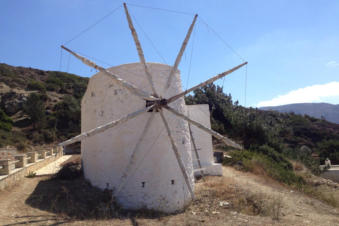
<box><xmin>146</xmin><ymin>98</ymin><xmax>168</xmax><ymax>112</ymax></box>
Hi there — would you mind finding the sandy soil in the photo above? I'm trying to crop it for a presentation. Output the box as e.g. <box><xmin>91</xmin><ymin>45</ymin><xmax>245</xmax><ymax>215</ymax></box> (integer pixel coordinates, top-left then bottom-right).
<box><xmin>0</xmin><ymin>165</ymin><xmax>338</xmax><ymax>225</ymax></box>
<box><xmin>35</xmin><ymin>155</ymin><xmax>73</xmax><ymax>176</ymax></box>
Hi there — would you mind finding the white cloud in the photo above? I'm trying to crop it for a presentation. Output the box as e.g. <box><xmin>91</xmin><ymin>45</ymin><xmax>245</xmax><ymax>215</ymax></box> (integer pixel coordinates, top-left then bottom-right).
<box><xmin>257</xmin><ymin>82</ymin><xmax>339</xmax><ymax>107</ymax></box>
<box><xmin>326</xmin><ymin>60</ymin><xmax>339</xmax><ymax>68</ymax></box>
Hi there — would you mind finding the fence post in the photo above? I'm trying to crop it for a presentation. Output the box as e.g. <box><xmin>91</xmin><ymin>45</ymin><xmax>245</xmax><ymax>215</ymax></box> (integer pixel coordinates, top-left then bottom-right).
<box><xmin>14</xmin><ymin>155</ymin><xmax>26</xmax><ymax>168</ymax></box>
<box><xmin>38</xmin><ymin>150</ymin><xmax>46</xmax><ymax>159</ymax></box>
<box><xmin>0</xmin><ymin>159</ymin><xmax>15</xmax><ymax>175</ymax></box>
<box><xmin>27</xmin><ymin>152</ymin><xmax>37</xmax><ymax>163</ymax></box>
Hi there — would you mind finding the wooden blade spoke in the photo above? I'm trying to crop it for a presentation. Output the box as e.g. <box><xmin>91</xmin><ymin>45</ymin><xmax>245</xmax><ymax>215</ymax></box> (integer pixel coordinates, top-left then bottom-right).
<box><xmin>59</xmin><ymin>105</ymin><xmax>154</xmax><ymax>147</ymax></box>
<box><xmin>123</xmin><ymin>3</ymin><xmax>158</xmax><ymax>96</ymax></box>
<box><xmin>115</xmin><ymin>111</ymin><xmax>155</xmax><ymax>195</ymax></box>
<box><xmin>61</xmin><ymin>45</ymin><xmax>158</xmax><ymax>101</ymax></box>
<box><xmin>164</xmin><ymin>106</ymin><xmax>243</xmax><ymax>149</ymax></box>
<box><xmin>165</xmin><ymin>14</ymin><xmax>198</xmax><ymax>89</ymax></box>
<box><xmin>167</xmin><ymin>62</ymin><xmax>248</xmax><ymax>104</ymax></box>
<box><xmin>159</xmin><ymin>110</ymin><xmax>194</xmax><ymax>199</ymax></box>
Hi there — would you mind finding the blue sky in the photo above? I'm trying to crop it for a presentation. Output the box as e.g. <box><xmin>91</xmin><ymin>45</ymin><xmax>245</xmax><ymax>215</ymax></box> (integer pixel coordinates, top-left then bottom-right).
<box><xmin>1</xmin><ymin>0</ymin><xmax>338</xmax><ymax>107</ymax></box>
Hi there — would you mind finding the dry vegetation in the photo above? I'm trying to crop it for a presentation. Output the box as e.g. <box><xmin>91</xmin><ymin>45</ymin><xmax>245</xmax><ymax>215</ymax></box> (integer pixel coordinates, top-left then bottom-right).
<box><xmin>1</xmin><ymin>159</ymin><xmax>338</xmax><ymax>225</ymax></box>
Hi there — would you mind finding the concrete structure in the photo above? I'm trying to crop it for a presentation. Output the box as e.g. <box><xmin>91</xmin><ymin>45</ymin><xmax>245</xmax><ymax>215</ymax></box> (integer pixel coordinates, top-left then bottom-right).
<box><xmin>0</xmin><ymin>160</ymin><xmax>15</xmax><ymax>175</ymax></box>
<box><xmin>187</xmin><ymin>105</ymin><xmax>223</xmax><ymax>176</ymax></box>
<box><xmin>321</xmin><ymin>165</ymin><xmax>339</xmax><ymax>183</ymax></box>
<box><xmin>81</xmin><ymin>63</ymin><xmax>193</xmax><ymax>213</ymax></box>
<box><xmin>27</xmin><ymin>152</ymin><xmax>37</xmax><ymax>164</ymax></box>
<box><xmin>14</xmin><ymin>155</ymin><xmax>26</xmax><ymax>168</ymax></box>
<box><xmin>0</xmin><ymin>148</ymin><xmax>63</xmax><ymax>190</ymax></box>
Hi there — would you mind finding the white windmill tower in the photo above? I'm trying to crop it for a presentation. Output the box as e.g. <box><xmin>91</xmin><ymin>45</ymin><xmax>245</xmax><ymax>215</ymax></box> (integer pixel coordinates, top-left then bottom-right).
<box><xmin>59</xmin><ymin>3</ymin><xmax>246</xmax><ymax>213</ymax></box>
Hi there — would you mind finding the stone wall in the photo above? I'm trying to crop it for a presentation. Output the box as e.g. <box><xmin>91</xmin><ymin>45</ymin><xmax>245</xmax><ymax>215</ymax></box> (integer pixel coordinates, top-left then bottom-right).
<box><xmin>321</xmin><ymin>165</ymin><xmax>339</xmax><ymax>183</ymax></box>
<box><xmin>0</xmin><ymin>147</ymin><xmax>63</xmax><ymax>190</ymax></box>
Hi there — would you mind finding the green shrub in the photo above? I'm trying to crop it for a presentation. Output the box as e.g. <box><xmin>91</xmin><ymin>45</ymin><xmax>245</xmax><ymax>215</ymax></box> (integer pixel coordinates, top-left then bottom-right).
<box><xmin>15</xmin><ymin>142</ymin><xmax>26</xmax><ymax>151</ymax></box>
<box><xmin>23</xmin><ymin>93</ymin><xmax>46</xmax><ymax>129</ymax></box>
<box><xmin>27</xmin><ymin>81</ymin><xmax>46</xmax><ymax>92</ymax></box>
<box><xmin>26</xmin><ymin>171</ymin><xmax>36</xmax><ymax>178</ymax></box>
<box><xmin>46</xmin><ymin>76</ymin><xmax>63</xmax><ymax>91</ymax></box>
<box><xmin>42</xmin><ymin>129</ymin><xmax>56</xmax><ymax>143</ymax></box>
<box><xmin>46</xmin><ymin>82</ymin><xmax>60</xmax><ymax>91</ymax></box>
<box><xmin>0</xmin><ymin>109</ymin><xmax>13</xmax><ymax>131</ymax></box>
<box><xmin>224</xmin><ymin>148</ymin><xmax>305</xmax><ymax>187</ymax></box>
<box><xmin>317</xmin><ymin>139</ymin><xmax>339</xmax><ymax>164</ymax></box>
<box><xmin>55</xmin><ymin>95</ymin><xmax>81</xmax><ymax>138</ymax></box>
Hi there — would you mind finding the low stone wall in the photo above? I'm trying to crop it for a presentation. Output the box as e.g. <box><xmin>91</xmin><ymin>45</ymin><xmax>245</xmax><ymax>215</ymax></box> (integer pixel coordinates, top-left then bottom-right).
<box><xmin>321</xmin><ymin>166</ymin><xmax>339</xmax><ymax>183</ymax></box>
<box><xmin>0</xmin><ymin>147</ymin><xmax>63</xmax><ymax>190</ymax></box>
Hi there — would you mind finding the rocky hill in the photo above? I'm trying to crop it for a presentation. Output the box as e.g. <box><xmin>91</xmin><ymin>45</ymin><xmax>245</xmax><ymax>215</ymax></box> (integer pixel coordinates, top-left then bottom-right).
<box><xmin>0</xmin><ymin>63</ymin><xmax>88</xmax><ymax>149</ymax></box>
<box><xmin>260</xmin><ymin>103</ymin><xmax>339</xmax><ymax>124</ymax></box>
<box><xmin>1</xmin><ymin>63</ymin><xmax>339</xmax><ymax>168</ymax></box>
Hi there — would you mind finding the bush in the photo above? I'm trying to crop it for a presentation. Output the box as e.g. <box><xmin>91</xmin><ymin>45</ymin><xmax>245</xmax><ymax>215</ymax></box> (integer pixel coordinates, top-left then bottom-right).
<box><xmin>42</xmin><ymin>129</ymin><xmax>56</xmax><ymax>143</ymax></box>
<box><xmin>0</xmin><ymin>109</ymin><xmax>13</xmax><ymax>131</ymax></box>
<box><xmin>55</xmin><ymin>95</ymin><xmax>81</xmax><ymax>138</ymax></box>
<box><xmin>224</xmin><ymin>148</ymin><xmax>305</xmax><ymax>186</ymax></box>
<box><xmin>27</xmin><ymin>81</ymin><xmax>46</xmax><ymax>93</ymax></box>
<box><xmin>23</xmin><ymin>93</ymin><xmax>46</xmax><ymax>129</ymax></box>
<box><xmin>46</xmin><ymin>76</ymin><xmax>63</xmax><ymax>91</ymax></box>
<box><xmin>317</xmin><ymin>139</ymin><xmax>339</xmax><ymax>164</ymax></box>
<box><xmin>15</xmin><ymin>142</ymin><xmax>26</xmax><ymax>151</ymax></box>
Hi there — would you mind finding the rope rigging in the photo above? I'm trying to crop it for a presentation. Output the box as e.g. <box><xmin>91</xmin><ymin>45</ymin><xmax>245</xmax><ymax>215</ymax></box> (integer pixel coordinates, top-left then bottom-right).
<box><xmin>130</xmin><ymin>13</ymin><xmax>168</xmax><ymax>64</ymax></box>
<box><xmin>63</xmin><ymin>5</ymin><xmax>122</xmax><ymax>45</ymax></box>
<box><xmin>59</xmin><ymin>2</ymin><xmax>248</xmax><ymax>106</ymax></box>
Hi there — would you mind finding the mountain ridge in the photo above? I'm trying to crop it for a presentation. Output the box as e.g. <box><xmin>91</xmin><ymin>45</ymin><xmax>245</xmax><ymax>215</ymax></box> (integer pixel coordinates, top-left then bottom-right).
<box><xmin>260</xmin><ymin>103</ymin><xmax>339</xmax><ymax>124</ymax></box>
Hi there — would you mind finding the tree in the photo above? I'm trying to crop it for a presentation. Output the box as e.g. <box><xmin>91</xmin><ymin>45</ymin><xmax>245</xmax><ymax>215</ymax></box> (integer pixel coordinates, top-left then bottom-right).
<box><xmin>55</xmin><ymin>95</ymin><xmax>81</xmax><ymax>138</ymax></box>
<box><xmin>318</xmin><ymin>139</ymin><xmax>339</xmax><ymax>164</ymax></box>
<box><xmin>23</xmin><ymin>93</ymin><xmax>46</xmax><ymax>129</ymax></box>
<box><xmin>0</xmin><ymin>109</ymin><xmax>13</xmax><ymax>131</ymax></box>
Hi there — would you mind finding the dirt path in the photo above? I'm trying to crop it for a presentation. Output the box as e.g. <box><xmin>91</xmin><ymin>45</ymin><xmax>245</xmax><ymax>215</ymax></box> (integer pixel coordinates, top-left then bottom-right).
<box><xmin>0</xmin><ymin>166</ymin><xmax>338</xmax><ymax>225</ymax></box>
<box><xmin>0</xmin><ymin>177</ymin><xmax>66</xmax><ymax>225</ymax></box>
<box><xmin>35</xmin><ymin>155</ymin><xmax>73</xmax><ymax>176</ymax></box>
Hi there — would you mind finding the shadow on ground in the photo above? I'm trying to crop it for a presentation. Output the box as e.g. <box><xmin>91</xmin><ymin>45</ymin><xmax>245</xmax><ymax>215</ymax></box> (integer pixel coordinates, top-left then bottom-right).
<box><xmin>25</xmin><ymin>162</ymin><xmax>169</xmax><ymax>222</ymax></box>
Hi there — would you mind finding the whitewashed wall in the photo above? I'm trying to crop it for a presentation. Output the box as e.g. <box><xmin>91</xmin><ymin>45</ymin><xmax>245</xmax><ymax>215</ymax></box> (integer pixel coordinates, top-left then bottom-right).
<box><xmin>81</xmin><ymin>63</ymin><xmax>194</xmax><ymax>213</ymax></box>
<box><xmin>187</xmin><ymin>104</ymin><xmax>222</xmax><ymax>176</ymax></box>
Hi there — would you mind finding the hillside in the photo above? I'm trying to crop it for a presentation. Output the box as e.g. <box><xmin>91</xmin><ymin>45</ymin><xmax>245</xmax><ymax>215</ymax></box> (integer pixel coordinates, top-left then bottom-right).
<box><xmin>1</xmin><ymin>63</ymin><xmax>339</xmax><ymax>167</ymax></box>
<box><xmin>0</xmin><ymin>63</ymin><xmax>88</xmax><ymax>149</ymax></box>
<box><xmin>260</xmin><ymin>103</ymin><xmax>339</xmax><ymax>124</ymax></box>
<box><xmin>186</xmin><ymin>84</ymin><xmax>339</xmax><ymax>167</ymax></box>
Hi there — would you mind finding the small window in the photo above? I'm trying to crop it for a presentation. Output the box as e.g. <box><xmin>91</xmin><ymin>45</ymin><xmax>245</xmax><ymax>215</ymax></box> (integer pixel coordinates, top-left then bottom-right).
<box><xmin>142</xmin><ymin>182</ymin><xmax>146</xmax><ymax>188</ymax></box>
<box><xmin>171</xmin><ymin>180</ymin><xmax>175</xmax><ymax>185</ymax></box>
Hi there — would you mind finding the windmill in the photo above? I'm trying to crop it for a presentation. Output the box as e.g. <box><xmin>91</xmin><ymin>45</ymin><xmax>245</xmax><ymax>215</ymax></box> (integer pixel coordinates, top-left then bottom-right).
<box><xmin>59</xmin><ymin>3</ymin><xmax>247</xmax><ymax>213</ymax></box>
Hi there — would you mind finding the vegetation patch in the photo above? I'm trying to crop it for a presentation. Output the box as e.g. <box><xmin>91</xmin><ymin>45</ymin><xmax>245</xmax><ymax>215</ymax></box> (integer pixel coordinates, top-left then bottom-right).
<box><xmin>224</xmin><ymin>147</ymin><xmax>305</xmax><ymax>187</ymax></box>
<box><xmin>27</xmin><ymin>81</ymin><xmax>46</xmax><ymax>92</ymax></box>
<box><xmin>0</xmin><ymin>109</ymin><xmax>13</xmax><ymax>131</ymax></box>
<box><xmin>191</xmin><ymin>176</ymin><xmax>284</xmax><ymax>221</ymax></box>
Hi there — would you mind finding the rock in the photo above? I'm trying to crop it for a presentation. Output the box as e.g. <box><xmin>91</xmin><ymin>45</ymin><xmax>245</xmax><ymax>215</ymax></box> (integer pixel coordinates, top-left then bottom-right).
<box><xmin>231</xmin><ymin>211</ymin><xmax>237</xmax><ymax>215</ymax></box>
<box><xmin>219</xmin><ymin>201</ymin><xmax>230</xmax><ymax>207</ymax></box>
<box><xmin>0</xmin><ymin>91</ymin><xmax>28</xmax><ymax>116</ymax></box>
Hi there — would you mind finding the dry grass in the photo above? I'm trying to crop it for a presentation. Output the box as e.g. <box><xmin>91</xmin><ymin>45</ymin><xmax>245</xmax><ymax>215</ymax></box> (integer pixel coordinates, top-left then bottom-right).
<box><xmin>193</xmin><ymin>176</ymin><xmax>283</xmax><ymax>220</ymax></box>
<box><xmin>293</xmin><ymin>163</ymin><xmax>339</xmax><ymax>208</ymax></box>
